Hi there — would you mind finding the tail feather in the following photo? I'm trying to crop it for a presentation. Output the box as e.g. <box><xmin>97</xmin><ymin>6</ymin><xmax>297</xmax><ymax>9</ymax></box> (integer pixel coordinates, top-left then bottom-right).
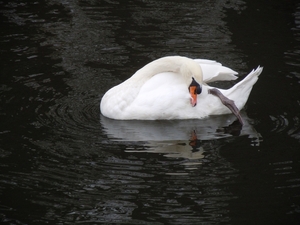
<box><xmin>223</xmin><ymin>66</ymin><xmax>263</xmax><ymax>110</ymax></box>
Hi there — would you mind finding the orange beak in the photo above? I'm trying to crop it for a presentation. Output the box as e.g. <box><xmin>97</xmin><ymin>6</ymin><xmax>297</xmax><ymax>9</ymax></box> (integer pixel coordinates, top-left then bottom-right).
<box><xmin>189</xmin><ymin>86</ymin><xmax>197</xmax><ymax>107</ymax></box>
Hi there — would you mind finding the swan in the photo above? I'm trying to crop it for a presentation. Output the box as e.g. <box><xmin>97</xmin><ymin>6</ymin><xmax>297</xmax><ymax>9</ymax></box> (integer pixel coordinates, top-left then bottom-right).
<box><xmin>100</xmin><ymin>56</ymin><xmax>263</xmax><ymax>124</ymax></box>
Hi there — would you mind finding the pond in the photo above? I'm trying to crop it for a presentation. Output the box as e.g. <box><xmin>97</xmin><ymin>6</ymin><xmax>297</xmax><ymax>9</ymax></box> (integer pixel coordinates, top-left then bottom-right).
<box><xmin>1</xmin><ymin>0</ymin><xmax>300</xmax><ymax>224</ymax></box>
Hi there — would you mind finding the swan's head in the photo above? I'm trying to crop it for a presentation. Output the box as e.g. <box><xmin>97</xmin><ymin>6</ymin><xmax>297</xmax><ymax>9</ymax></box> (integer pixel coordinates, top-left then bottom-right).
<box><xmin>179</xmin><ymin>59</ymin><xmax>203</xmax><ymax>107</ymax></box>
<box><xmin>189</xmin><ymin>77</ymin><xmax>202</xmax><ymax>106</ymax></box>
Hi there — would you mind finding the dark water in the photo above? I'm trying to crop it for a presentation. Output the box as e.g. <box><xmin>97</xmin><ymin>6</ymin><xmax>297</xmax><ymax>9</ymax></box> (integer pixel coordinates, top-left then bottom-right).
<box><xmin>1</xmin><ymin>0</ymin><xmax>300</xmax><ymax>224</ymax></box>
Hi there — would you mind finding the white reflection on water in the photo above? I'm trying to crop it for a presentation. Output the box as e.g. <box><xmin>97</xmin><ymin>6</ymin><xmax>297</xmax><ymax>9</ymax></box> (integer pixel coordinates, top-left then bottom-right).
<box><xmin>101</xmin><ymin>111</ymin><xmax>262</xmax><ymax>165</ymax></box>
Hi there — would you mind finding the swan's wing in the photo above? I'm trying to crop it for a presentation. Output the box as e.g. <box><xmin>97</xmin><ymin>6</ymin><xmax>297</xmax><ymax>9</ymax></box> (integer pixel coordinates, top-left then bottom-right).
<box><xmin>193</xmin><ymin>59</ymin><xmax>238</xmax><ymax>83</ymax></box>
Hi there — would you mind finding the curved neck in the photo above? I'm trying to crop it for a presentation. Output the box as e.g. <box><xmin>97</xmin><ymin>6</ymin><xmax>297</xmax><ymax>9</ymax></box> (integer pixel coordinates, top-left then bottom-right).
<box><xmin>130</xmin><ymin>56</ymin><xmax>203</xmax><ymax>86</ymax></box>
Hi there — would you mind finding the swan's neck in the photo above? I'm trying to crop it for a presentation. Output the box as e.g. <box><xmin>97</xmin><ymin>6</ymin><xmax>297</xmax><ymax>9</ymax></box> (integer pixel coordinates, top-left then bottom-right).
<box><xmin>112</xmin><ymin>56</ymin><xmax>203</xmax><ymax>113</ymax></box>
<box><xmin>131</xmin><ymin>56</ymin><xmax>203</xmax><ymax>86</ymax></box>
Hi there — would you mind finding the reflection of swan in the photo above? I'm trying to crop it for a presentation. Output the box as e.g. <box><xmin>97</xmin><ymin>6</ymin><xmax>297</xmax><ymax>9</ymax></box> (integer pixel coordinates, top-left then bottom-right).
<box><xmin>100</xmin><ymin>112</ymin><xmax>262</xmax><ymax>151</ymax></box>
<box><xmin>101</xmin><ymin>56</ymin><xmax>263</xmax><ymax>122</ymax></box>
<box><xmin>101</xmin><ymin>113</ymin><xmax>261</xmax><ymax>169</ymax></box>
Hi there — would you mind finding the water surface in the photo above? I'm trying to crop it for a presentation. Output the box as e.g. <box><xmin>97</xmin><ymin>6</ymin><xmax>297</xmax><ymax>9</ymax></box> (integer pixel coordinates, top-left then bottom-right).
<box><xmin>1</xmin><ymin>0</ymin><xmax>300</xmax><ymax>224</ymax></box>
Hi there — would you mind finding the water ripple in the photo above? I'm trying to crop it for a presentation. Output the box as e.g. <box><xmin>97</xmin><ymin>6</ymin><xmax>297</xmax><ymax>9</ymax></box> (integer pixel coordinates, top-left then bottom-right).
<box><xmin>34</xmin><ymin>93</ymin><xmax>101</xmax><ymax>139</ymax></box>
<box><xmin>270</xmin><ymin>114</ymin><xmax>300</xmax><ymax>141</ymax></box>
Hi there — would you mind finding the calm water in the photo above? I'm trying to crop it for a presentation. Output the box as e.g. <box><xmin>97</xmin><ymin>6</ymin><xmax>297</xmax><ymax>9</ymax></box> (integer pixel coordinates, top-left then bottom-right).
<box><xmin>1</xmin><ymin>0</ymin><xmax>300</xmax><ymax>224</ymax></box>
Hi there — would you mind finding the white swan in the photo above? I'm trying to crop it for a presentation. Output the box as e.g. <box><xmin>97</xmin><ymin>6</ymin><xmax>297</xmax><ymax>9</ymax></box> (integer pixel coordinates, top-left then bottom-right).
<box><xmin>100</xmin><ymin>56</ymin><xmax>263</xmax><ymax>123</ymax></box>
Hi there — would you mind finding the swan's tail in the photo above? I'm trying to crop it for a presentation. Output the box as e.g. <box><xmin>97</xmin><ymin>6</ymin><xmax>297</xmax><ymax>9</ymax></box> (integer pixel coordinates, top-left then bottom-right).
<box><xmin>223</xmin><ymin>66</ymin><xmax>263</xmax><ymax>110</ymax></box>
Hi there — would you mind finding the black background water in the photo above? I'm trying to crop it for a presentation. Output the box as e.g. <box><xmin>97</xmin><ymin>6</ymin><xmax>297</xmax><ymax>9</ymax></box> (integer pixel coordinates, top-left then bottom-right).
<box><xmin>1</xmin><ymin>0</ymin><xmax>300</xmax><ymax>224</ymax></box>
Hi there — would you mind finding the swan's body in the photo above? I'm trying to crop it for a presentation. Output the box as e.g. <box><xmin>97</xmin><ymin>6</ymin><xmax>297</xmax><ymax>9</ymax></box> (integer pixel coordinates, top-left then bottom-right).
<box><xmin>100</xmin><ymin>56</ymin><xmax>263</xmax><ymax>120</ymax></box>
